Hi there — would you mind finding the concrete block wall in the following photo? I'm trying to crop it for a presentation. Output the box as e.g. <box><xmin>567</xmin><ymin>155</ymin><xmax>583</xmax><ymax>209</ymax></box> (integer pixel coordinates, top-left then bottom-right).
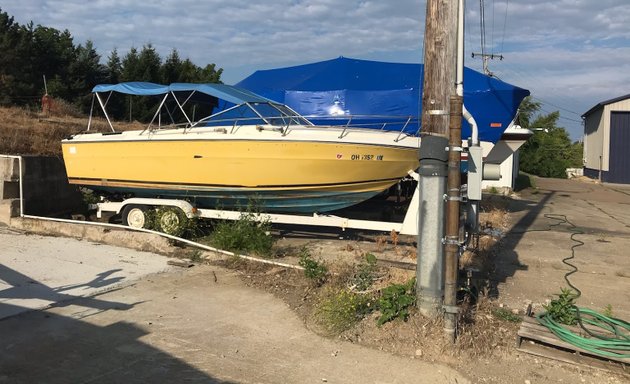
<box><xmin>0</xmin><ymin>156</ymin><xmax>85</xmax><ymax>224</ymax></box>
<box><xmin>0</xmin><ymin>157</ymin><xmax>20</xmax><ymax>224</ymax></box>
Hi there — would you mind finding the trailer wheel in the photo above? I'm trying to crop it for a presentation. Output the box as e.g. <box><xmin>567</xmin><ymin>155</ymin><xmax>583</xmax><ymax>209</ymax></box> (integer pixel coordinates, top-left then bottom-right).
<box><xmin>122</xmin><ymin>205</ymin><xmax>148</xmax><ymax>229</ymax></box>
<box><xmin>156</xmin><ymin>207</ymin><xmax>188</xmax><ymax>237</ymax></box>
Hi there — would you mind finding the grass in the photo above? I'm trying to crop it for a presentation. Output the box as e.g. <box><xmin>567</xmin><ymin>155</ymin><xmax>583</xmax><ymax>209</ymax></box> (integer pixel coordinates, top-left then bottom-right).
<box><xmin>0</xmin><ymin>105</ymin><xmax>145</xmax><ymax>156</ymax></box>
<box><xmin>315</xmin><ymin>287</ymin><xmax>375</xmax><ymax>334</ymax></box>
<box><xmin>491</xmin><ymin>307</ymin><xmax>522</xmax><ymax>323</ymax></box>
<box><xmin>298</xmin><ymin>247</ymin><xmax>328</xmax><ymax>285</ymax></box>
<box><xmin>456</xmin><ymin>292</ymin><xmax>521</xmax><ymax>356</ymax></box>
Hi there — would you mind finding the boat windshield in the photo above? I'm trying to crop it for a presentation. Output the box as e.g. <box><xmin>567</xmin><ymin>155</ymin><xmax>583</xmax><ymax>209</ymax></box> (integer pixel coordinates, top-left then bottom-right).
<box><xmin>194</xmin><ymin>102</ymin><xmax>313</xmax><ymax>128</ymax></box>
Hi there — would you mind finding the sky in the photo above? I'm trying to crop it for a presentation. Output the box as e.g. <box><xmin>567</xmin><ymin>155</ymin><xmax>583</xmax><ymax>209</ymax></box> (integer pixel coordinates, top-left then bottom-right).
<box><xmin>3</xmin><ymin>0</ymin><xmax>630</xmax><ymax>140</ymax></box>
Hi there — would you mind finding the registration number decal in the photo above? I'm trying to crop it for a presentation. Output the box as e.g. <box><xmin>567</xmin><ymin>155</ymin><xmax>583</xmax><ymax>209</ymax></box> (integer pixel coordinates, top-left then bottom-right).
<box><xmin>350</xmin><ymin>154</ymin><xmax>384</xmax><ymax>161</ymax></box>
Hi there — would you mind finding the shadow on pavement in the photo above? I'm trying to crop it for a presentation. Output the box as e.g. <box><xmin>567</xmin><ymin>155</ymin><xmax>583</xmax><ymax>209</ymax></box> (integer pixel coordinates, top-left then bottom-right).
<box><xmin>0</xmin><ymin>266</ymin><xmax>236</xmax><ymax>384</ymax></box>
<box><xmin>487</xmin><ymin>191</ymin><xmax>555</xmax><ymax>298</ymax></box>
<box><xmin>0</xmin><ymin>264</ymin><xmax>135</xmax><ymax>318</ymax></box>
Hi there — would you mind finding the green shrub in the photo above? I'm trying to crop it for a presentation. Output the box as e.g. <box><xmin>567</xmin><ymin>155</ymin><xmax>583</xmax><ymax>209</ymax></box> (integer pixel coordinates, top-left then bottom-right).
<box><xmin>316</xmin><ymin>288</ymin><xmax>374</xmax><ymax>334</ymax></box>
<box><xmin>543</xmin><ymin>288</ymin><xmax>577</xmax><ymax>325</ymax></box>
<box><xmin>211</xmin><ymin>210</ymin><xmax>274</xmax><ymax>257</ymax></box>
<box><xmin>492</xmin><ymin>307</ymin><xmax>522</xmax><ymax>323</ymax></box>
<box><xmin>377</xmin><ymin>278</ymin><xmax>416</xmax><ymax>326</ymax></box>
<box><xmin>353</xmin><ymin>253</ymin><xmax>378</xmax><ymax>291</ymax></box>
<box><xmin>298</xmin><ymin>248</ymin><xmax>328</xmax><ymax>285</ymax></box>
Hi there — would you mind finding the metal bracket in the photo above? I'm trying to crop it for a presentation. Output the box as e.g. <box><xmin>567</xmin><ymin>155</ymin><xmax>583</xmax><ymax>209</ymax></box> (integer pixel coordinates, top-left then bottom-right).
<box><xmin>442</xmin><ymin>236</ymin><xmax>461</xmax><ymax>245</ymax></box>
<box><xmin>443</xmin><ymin>305</ymin><xmax>459</xmax><ymax>314</ymax></box>
<box><xmin>444</xmin><ymin>146</ymin><xmax>464</xmax><ymax>152</ymax></box>
<box><xmin>443</xmin><ymin>194</ymin><xmax>464</xmax><ymax>202</ymax></box>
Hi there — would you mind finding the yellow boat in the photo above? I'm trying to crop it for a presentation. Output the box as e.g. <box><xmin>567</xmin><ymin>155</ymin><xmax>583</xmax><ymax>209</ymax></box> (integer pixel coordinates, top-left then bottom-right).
<box><xmin>61</xmin><ymin>83</ymin><xmax>420</xmax><ymax>213</ymax></box>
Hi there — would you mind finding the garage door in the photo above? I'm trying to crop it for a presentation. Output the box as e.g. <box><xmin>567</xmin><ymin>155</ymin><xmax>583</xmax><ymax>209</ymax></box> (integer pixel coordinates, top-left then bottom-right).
<box><xmin>609</xmin><ymin>111</ymin><xmax>630</xmax><ymax>183</ymax></box>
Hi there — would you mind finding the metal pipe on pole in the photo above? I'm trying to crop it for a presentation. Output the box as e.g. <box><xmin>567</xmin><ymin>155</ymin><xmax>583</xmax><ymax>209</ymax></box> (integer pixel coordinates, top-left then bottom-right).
<box><xmin>444</xmin><ymin>95</ymin><xmax>463</xmax><ymax>341</ymax></box>
<box><xmin>417</xmin><ymin>0</ymin><xmax>459</xmax><ymax>316</ymax></box>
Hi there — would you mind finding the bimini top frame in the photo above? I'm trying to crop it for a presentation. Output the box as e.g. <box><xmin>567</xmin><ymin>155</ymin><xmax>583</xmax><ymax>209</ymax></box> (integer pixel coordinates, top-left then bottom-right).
<box><xmin>88</xmin><ymin>82</ymin><xmax>312</xmax><ymax>133</ymax></box>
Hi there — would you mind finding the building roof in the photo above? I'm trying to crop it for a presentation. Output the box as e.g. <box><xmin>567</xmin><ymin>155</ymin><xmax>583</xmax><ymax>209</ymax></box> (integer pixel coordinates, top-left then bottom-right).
<box><xmin>582</xmin><ymin>94</ymin><xmax>630</xmax><ymax>118</ymax></box>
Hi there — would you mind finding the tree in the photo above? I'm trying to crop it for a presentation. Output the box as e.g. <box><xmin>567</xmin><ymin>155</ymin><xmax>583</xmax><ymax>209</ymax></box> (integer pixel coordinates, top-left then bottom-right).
<box><xmin>106</xmin><ymin>48</ymin><xmax>122</xmax><ymax>84</ymax></box>
<box><xmin>0</xmin><ymin>9</ymin><xmax>22</xmax><ymax>104</ymax></box>
<box><xmin>0</xmin><ymin>7</ymin><xmax>224</xmax><ymax>114</ymax></box>
<box><xmin>518</xmin><ymin>97</ymin><xmax>583</xmax><ymax>178</ymax></box>
<box><xmin>120</xmin><ymin>47</ymin><xmax>141</xmax><ymax>82</ymax></box>
<box><xmin>68</xmin><ymin>40</ymin><xmax>107</xmax><ymax>111</ymax></box>
<box><xmin>137</xmin><ymin>44</ymin><xmax>161</xmax><ymax>83</ymax></box>
<box><xmin>31</xmin><ymin>26</ymin><xmax>76</xmax><ymax>99</ymax></box>
<box><xmin>161</xmin><ymin>49</ymin><xmax>182</xmax><ymax>83</ymax></box>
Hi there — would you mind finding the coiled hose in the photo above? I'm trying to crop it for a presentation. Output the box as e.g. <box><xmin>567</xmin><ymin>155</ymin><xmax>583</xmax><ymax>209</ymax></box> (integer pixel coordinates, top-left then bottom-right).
<box><xmin>530</xmin><ymin>214</ymin><xmax>630</xmax><ymax>359</ymax></box>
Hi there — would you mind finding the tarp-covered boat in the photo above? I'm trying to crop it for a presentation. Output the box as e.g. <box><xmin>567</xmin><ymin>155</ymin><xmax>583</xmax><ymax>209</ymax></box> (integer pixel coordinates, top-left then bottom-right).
<box><xmin>236</xmin><ymin>57</ymin><xmax>530</xmax><ymax>144</ymax></box>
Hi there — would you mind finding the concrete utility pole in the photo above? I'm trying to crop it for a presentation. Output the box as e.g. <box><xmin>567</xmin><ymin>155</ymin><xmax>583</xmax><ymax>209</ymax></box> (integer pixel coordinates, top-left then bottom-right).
<box><xmin>417</xmin><ymin>0</ymin><xmax>459</xmax><ymax>316</ymax></box>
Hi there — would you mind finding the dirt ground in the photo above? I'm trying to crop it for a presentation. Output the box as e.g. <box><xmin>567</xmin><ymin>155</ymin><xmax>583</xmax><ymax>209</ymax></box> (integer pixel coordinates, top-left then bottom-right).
<box><xmin>2</xmin><ymin>176</ymin><xmax>629</xmax><ymax>383</ymax></box>
<box><xmin>209</xmin><ymin>176</ymin><xmax>630</xmax><ymax>384</ymax></box>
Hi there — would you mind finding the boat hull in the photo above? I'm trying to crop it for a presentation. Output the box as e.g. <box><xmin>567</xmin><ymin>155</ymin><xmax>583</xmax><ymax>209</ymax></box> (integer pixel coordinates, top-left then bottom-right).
<box><xmin>62</xmin><ymin>131</ymin><xmax>419</xmax><ymax>213</ymax></box>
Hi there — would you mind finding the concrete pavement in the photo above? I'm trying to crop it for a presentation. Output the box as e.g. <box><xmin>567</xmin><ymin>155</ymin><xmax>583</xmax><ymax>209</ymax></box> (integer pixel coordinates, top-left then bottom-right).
<box><xmin>495</xmin><ymin>177</ymin><xmax>630</xmax><ymax>319</ymax></box>
<box><xmin>0</xmin><ymin>226</ymin><xmax>468</xmax><ymax>384</ymax></box>
<box><xmin>0</xmin><ymin>226</ymin><xmax>172</xmax><ymax>320</ymax></box>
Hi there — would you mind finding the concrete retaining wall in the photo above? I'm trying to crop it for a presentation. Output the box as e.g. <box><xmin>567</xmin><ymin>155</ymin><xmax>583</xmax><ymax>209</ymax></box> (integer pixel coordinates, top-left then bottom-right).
<box><xmin>11</xmin><ymin>217</ymin><xmax>177</xmax><ymax>256</ymax></box>
<box><xmin>0</xmin><ymin>156</ymin><xmax>84</xmax><ymax>224</ymax></box>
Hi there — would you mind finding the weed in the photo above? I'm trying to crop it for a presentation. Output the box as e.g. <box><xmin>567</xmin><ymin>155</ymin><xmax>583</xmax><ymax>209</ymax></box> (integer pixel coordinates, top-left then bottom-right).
<box><xmin>543</xmin><ymin>288</ymin><xmax>577</xmax><ymax>325</ymax></box>
<box><xmin>316</xmin><ymin>288</ymin><xmax>374</xmax><ymax>334</ymax></box>
<box><xmin>602</xmin><ymin>304</ymin><xmax>614</xmax><ymax>318</ymax></box>
<box><xmin>298</xmin><ymin>248</ymin><xmax>328</xmax><ymax>285</ymax></box>
<box><xmin>389</xmin><ymin>230</ymin><xmax>399</xmax><ymax>248</ymax></box>
<box><xmin>210</xmin><ymin>203</ymin><xmax>274</xmax><ymax>257</ymax></box>
<box><xmin>188</xmin><ymin>249</ymin><xmax>204</xmax><ymax>263</ymax></box>
<box><xmin>352</xmin><ymin>253</ymin><xmax>378</xmax><ymax>291</ymax></box>
<box><xmin>375</xmin><ymin>235</ymin><xmax>387</xmax><ymax>251</ymax></box>
<box><xmin>457</xmin><ymin>291</ymin><xmax>516</xmax><ymax>356</ymax></box>
<box><xmin>491</xmin><ymin>307</ymin><xmax>521</xmax><ymax>323</ymax></box>
<box><xmin>376</xmin><ymin>278</ymin><xmax>416</xmax><ymax>326</ymax></box>
<box><xmin>80</xmin><ymin>188</ymin><xmax>99</xmax><ymax>205</ymax></box>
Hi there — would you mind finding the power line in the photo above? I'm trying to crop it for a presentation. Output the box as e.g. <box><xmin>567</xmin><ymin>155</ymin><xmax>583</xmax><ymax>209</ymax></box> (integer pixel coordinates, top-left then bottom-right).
<box><xmin>491</xmin><ymin>0</ymin><xmax>495</xmax><ymax>55</ymax></box>
<box><xmin>532</xmin><ymin>96</ymin><xmax>582</xmax><ymax>116</ymax></box>
<box><xmin>537</xmin><ymin>107</ymin><xmax>584</xmax><ymax>124</ymax></box>
<box><xmin>500</xmin><ymin>0</ymin><xmax>509</xmax><ymax>53</ymax></box>
<box><xmin>558</xmin><ymin>116</ymin><xmax>583</xmax><ymax>124</ymax></box>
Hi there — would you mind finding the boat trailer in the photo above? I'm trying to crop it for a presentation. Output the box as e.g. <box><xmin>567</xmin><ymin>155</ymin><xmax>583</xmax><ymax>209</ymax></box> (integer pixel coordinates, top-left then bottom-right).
<box><xmin>94</xmin><ymin>172</ymin><xmax>423</xmax><ymax>236</ymax></box>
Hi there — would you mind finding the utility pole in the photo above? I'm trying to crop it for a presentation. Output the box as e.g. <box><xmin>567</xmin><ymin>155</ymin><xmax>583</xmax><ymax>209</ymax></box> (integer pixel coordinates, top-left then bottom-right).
<box><xmin>417</xmin><ymin>0</ymin><xmax>459</xmax><ymax>316</ymax></box>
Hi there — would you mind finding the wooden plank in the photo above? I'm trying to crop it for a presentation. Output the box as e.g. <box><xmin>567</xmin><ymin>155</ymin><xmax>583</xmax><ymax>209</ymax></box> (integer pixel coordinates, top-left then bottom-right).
<box><xmin>518</xmin><ymin>341</ymin><xmax>629</xmax><ymax>377</ymax></box>
<box><xmin>517</xmin><ymin>316</ymin><xmax>630</xmax><ymax>366</ymax></box>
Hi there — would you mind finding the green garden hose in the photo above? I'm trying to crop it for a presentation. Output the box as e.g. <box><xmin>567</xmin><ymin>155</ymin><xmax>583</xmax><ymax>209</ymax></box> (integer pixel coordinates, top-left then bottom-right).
<box><xmin>537</xmin><ymin>307</ymin><xmax>630</xmax><ymax>359</ymax></box>
<box><xmin>529</xmin><ymin>214</ymin><xmax>630</xmax><ymax>359</ymax></box>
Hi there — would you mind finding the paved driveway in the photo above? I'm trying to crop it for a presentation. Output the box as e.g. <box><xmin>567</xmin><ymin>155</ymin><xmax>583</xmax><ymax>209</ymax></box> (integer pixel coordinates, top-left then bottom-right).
<box><xmin>0</xmin><ymin>226</ymin><xmax>171</xmax><ymax>320</ymax></box>
<box><xmin>0</xmin><ymin>226</ymin><xmax>467</xmax><ymax>384</ymax></box>
<box><xmin>495</xmin><ymin>178</ymin><xmax>630</xmax><ymax>319</ymax></box>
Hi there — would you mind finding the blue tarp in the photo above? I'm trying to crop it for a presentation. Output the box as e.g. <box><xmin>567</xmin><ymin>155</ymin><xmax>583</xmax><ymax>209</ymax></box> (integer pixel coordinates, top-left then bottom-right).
<box><xmin>236</xmin><ymin>57</ymin><xmax>530</xmax><ymax>143</ymax></box>
<box><xmin>93</xmin><ymin>82</ymin><xmax>271</xmax><ymax>105</ymax></box>
<box><xmin>93</xmin><ymin>82</ymin><xmax>169</xmax><ymax>95</ymax></box>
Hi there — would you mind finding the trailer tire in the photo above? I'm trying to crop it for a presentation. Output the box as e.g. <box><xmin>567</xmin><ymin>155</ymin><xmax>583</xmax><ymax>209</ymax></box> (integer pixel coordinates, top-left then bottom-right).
<box><xmin>122</xmin><ymin>204</ymin><xmax>149</xmax><ymax>229</ymax></box>
<box><xmin>156</xmin><ymin>206</ymin><xmax>188</xmax><ymax>237</ymax></box>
